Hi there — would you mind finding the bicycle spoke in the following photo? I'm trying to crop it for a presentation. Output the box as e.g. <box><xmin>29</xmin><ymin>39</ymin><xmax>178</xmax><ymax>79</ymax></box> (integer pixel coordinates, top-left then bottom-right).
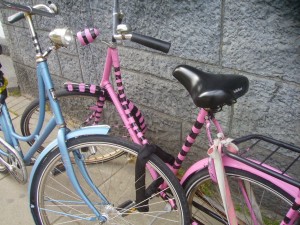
<box><xmin>186</xmin><ymin>168</ymin><xmax>294</xmax><ymax>225</ymax></box>
<box><xmin>31</xmin><ymin>138</ymin><xmax>188</xmax><ymax>224</ymax></box>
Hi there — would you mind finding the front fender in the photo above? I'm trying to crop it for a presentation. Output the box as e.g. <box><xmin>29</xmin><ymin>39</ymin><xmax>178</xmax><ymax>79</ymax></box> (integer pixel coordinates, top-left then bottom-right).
<box><xmin>28</xmin><ymin>125</ymin><xmax>110</xmax><ymax>192</ymax></box>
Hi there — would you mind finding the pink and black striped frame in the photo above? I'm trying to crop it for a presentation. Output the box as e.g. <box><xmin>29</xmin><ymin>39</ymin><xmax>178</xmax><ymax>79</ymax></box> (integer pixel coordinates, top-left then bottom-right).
<box><xmin>66</xmin><ymin>28</ymin><xmax>300</xmax><ymax>224</ymax></box>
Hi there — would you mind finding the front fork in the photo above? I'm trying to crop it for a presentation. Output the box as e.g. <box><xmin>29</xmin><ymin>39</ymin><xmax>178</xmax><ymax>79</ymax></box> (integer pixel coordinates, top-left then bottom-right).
<box><xmin>57</xmin><ymin>127</ymin><xmax>108</xmax><ymax>222</ymax></box>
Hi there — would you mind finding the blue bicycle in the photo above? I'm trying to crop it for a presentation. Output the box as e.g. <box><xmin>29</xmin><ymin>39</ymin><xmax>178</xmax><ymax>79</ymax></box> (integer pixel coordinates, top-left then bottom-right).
<box><xmin>0</xmin><ymin>1</ymin><xmax>189</xmax><ymax>224</ymax></box>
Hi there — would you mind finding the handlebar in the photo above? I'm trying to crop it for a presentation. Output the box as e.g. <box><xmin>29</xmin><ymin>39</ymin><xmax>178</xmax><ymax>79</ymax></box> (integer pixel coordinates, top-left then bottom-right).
<box><xmin>111</xmin><ymin>0</ymin><xmax>171</xmax><ymax>53</ymax></box>
<box><xmin>7</xmin><ymin>12</ymin><xmax>25</xmax><ymax>23</ymax></box>
<box><xmin>0</xmin><ymin>0</ymin><xmax>57</xmax><ymax>24</ymax></box>
<box><xmin>131</xmin><ymin>33</ymin><xmax>171</xmax><ymax>53</ymax></box>
<box><xmin>111</xmin><ymin>32</ymin><xmax>171</xmax><ymax>53</ymax></box>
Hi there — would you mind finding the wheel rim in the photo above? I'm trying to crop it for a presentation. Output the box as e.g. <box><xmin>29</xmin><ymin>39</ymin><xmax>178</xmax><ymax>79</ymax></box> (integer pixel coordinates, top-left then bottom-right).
<box><xmin>35</xmin><ymin>141</ymin><xmax>185</xmax><ymax>224</ymax></box>
<box><xmin>187</xmin><ymin>172</ymin><xmax>293</xmax><ymax>225</ymax></box>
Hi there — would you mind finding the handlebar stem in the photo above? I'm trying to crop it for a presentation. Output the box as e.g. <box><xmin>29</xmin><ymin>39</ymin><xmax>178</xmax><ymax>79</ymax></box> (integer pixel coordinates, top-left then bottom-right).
<box><xmin>3</xmin><ymin>1</ymin><xmax>58</xmax><ymax>61</ymax></box>
<box><xmin>112</xmin><ymin>0</ymin><xmax>120</xmax><ymax>39</ymax></box>
<box><xmin>24</xmin><ymin>14</ymin><xmax>44</xmax><ymax>61</ymax></box>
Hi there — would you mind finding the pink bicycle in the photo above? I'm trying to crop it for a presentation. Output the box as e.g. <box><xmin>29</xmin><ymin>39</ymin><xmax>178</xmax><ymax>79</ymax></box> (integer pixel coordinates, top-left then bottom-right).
<box><xmin>22</xmin><ymin>1</ymin><xmax>300</xmax><ymax>224</ymax></box>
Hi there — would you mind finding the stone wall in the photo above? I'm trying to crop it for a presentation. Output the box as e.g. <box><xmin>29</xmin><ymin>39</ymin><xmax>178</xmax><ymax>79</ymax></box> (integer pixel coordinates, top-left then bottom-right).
<box><xmin>1</xmin><ymin>0</ymin><xmax>299</xmax><ymax>167</ymax></box>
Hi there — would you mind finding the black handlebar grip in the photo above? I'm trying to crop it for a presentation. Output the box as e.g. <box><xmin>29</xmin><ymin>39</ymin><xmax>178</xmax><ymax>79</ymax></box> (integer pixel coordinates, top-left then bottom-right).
<box><xmin>131</xmin><ymin>32</ymin><xmax>171</xmax><ymax>53</ymax></box>
<box><xmin>8</xmin><ymin>12</ymin><xmax>25</xmax><ymax>23</ymax></box>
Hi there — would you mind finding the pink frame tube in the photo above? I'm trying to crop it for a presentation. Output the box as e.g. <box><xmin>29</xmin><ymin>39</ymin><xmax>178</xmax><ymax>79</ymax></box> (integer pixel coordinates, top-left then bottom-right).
<box><xmin>171</xmin><ymin>108</ymin><xmax>208</xmax><ymax>174</ymax></box>
<box><xmin>99</xmin><ymin>48</ymin><xmax>142</xmax><ymax>145</ymax></box>
<box><xmin>99</xmin><ymin>47</ymin><xmax>162</xmax><ymax>183</ymax></box>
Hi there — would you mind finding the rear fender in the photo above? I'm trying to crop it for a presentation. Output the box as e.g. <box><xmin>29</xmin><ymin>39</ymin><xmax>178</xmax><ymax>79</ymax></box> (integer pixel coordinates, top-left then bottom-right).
<box><xmin>180</xmin><ymin>156</ymin><xmax>298</xmax><ymax>198</ymax></box>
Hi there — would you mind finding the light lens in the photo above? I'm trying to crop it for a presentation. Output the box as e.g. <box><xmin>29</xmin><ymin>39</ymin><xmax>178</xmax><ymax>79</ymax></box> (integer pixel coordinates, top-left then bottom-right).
<box><xmin>49</xmin><ymin>28</ymin><xmax>74</xmax><ymax>47</ymax></box>
<box><xmin>62</xmin><ymin>29</ymin><xmax>73</xmax><ymax>46</ymax></box>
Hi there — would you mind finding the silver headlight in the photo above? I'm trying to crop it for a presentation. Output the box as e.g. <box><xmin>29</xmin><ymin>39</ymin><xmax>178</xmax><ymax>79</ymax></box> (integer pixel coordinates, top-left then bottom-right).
<box><xmin>49</xmin><ymin>28</ymin><xmax>73</xmax><ymax>47</ymax></box>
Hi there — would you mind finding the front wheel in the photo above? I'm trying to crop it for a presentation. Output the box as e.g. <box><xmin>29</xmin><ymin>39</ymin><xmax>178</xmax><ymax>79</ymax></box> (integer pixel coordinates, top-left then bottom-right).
<box><xmin>184</xmin><ymin>167</ymin><xmax>296</xmax><ymax>225</ymax></box>
<box><xmin>30</xmin><ymin>135</ymin><xmax>189</xmax><ymax>225</ymax></box>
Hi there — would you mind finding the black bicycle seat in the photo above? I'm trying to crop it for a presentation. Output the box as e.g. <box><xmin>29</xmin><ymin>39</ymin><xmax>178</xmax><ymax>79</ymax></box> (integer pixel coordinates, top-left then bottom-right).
<box><xmin>173</xmin><ymin>65</ymin><xmax>249</xmax><ymax>110</ymax></box>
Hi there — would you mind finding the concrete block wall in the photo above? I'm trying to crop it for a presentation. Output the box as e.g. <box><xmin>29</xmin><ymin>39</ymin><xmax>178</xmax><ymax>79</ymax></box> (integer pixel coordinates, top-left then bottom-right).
<box><xmin>1</xmin><ymin>0</ymin><xmax>299</xmax><ymax>166</ymax></box>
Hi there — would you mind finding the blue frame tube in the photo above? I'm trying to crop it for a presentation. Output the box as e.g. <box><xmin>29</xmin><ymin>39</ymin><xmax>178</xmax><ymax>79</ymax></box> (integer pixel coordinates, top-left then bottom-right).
<box><xmin>38</xmin><ymin>62</ymin><xmax>65</xmax><ymax>125</ymax></box>
<box><xmin>0</xmin><ymin>62</ymin><xmax>56</xmax><ymax>164</ymax></box>
<box><xmin>0</xmin><ymin>104</ymin><xmax>15</xmax><ymax>146</ymax></box>
<box><xmin>57</xmin><ymin>127</ymin><xmax>106</xmax><ymax>222</ymax></box>
<box><xmin>0</xmin><ymin>61</ymin><xmax>64</xmax><ymax>164</ymax></box>
<box><xmin>23</xmin><ymin>117</ymin><xmax>56</xmax><ymax>164</ymax></box>
<box><xmin>37</xmin><ymin>62</ymin><xmax>107</xmax><ymax>221</ymax></box>
<box><xmin>73</xmin><ymin>150</ymin><xmax>110</xmax><ymax>204</ymax></box>
<box><xmin>10</xmin><ymin>72</ymin><xmax>46</xmax><ymax>142</ymax></box>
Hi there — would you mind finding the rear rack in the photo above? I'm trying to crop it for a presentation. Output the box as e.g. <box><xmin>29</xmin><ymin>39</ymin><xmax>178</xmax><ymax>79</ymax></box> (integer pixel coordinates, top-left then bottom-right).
<box><xmin>224</xmin><ymin>134</ymin><xmax>300</xmax><ymax>187</ymax></box>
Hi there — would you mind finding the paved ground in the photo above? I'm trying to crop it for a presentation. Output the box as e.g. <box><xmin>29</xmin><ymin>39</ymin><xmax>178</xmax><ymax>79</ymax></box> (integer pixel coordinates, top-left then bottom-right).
<box><xmin>0</xmin><ymin>54</ymin><xmax>18</xmax><ymax>91</ymax></box>
<box><xmin>0</xmin><ymin>95</ymin><xmax>35</xmax><ymax>225</ymax></box>
<box><xmin>0</xmin><ymin>50</ymin><xmax>35</xmax><ymax>224</ymax></box>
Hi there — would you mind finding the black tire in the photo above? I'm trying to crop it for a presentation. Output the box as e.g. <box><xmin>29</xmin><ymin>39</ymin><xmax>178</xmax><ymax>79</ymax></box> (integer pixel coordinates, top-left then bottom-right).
<box><xmin>20</xmin><ymin>89</ymin><xmax>128</xmax><ymax>162</ymax></box>
<box><xmin>30</xmin><ymin>135</ymin><xmax>189</xmax><ymax>225</ymax></box>
<box><xmin>184</xmin><ymin>167</ymin><xmax>295</xmax><ymax>225</ymax></box>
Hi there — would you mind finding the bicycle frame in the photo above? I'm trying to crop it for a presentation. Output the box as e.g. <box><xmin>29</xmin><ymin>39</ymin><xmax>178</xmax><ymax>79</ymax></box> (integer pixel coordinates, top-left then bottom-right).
<box><xmin>85</xmin><ymin>44</ymin><xmax>300</xmax><ymax>224</ymax></box>
<box><xmin>89</xmin><ymin>45</ymin><xmax>235</xmax><ymax>222</ymax></box>
<box><xmin>0</xmin><ymin>5</ymin><xmax>115</xmax><ymax>222</ymax></box>
<box><xmin>0</xmin><ymin>62</ymin><xmax>59</xmax><ymax>165</ymax></box>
